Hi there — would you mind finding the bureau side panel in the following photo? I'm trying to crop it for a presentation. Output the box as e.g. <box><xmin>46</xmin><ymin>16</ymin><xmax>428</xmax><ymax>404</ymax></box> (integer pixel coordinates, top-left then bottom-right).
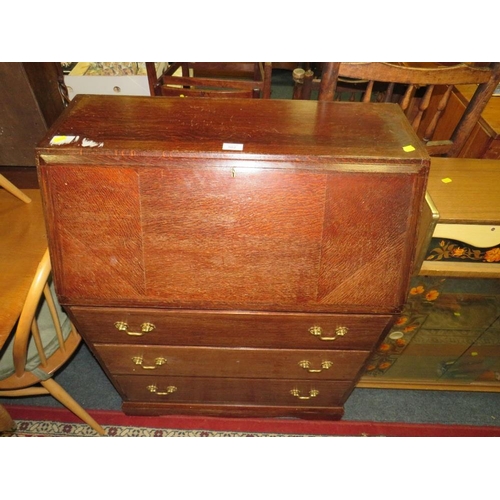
<box><xmin>38</xmin><ymin>164</ymin><xmax>146</xmax><ymax>302</ymax></box>
<box><xmin>318</xmin><ymin>171</ymin><xmax>421</xmax><ymax>308</ymax></box>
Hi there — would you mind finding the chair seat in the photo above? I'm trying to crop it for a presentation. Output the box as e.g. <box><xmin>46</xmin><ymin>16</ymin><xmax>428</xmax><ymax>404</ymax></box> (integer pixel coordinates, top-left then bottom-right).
<box><xmin>0</xmin><ymin>283</ymin><xmax>71</xmax><ymax>380</ymax></box>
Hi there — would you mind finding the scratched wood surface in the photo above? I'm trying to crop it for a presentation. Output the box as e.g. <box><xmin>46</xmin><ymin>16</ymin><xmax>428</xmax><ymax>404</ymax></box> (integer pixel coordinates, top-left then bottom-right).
<box><xmin>36</xmin><ymin>95</ymin><xmax>430</xmax><ymax>420</ymax></box>
<box><xmin>38</xmin><ymin>96</ymin><xmax>429</xmax><ymax>314</ymax></box>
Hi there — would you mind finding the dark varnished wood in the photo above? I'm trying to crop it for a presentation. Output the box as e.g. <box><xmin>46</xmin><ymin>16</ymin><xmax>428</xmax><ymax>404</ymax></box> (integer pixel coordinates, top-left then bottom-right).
<box><xmin>0</xmin><ymin>63</ymin><xmax>65</xmax><ymax>168</ymax></box>
<box><xmin>44</xmin><ymin>165</ymin><xmax>424</xmax><ymax>313</ymax></box>
<box><xmin>121</xmin><ymin>401</ymin><xmax>345</xmax><ymax>420</ymax></box>
<box><xmin>38</xmin><ymin>97</ymin><xmax>428</xmax><ymax>314</ymax></box>
<box><xmin>426</xmin><ymin>85</ymin><xmax>500</xmax><ymax>159</ymax></box>
<box><xmin>114</xmin><ymin>375</ymin><xmax>352</xmax><ymax>406</ymax></box>
<box><xmin>93</xmin><ymin>344</ymin><xmax>371</xmax><ymax>380</ymax></box>
<box><xmin>37</xmin><ymin>95</ymin><xmax>428</xmax><ymax>163</ymax></box>
<box><xmin>37</xmin><ymin>95</ymin><xmax>429</xmax><ymax>420</ymax></box>
<box><xmin>297</xmin><ymin>62</ymin><xmax>500</xmax><ymax>158</ymax></box>
<box><xmin>69</xmin><ymin>306</ymin><xmax>393</xmax><ymax>350</ymax></box>
<box><xmin>151</xmin><ymin>62</ymin><xmax>272</xmax><ymax>99</ymax></box>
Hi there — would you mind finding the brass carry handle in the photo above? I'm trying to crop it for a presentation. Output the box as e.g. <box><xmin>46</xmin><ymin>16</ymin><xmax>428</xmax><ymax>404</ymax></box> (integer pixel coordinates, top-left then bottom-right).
<box><xmin>147</xmin><ymin>384</ymin><xmax>177</xmax><ymax>396</ymax></box>
<box><xmin>290</xmin><ymin>388</ymin><xmax>319</xmax><ymax>400</ymax></box>
<box><xmin>132</xmin><ymin>356</ymin><xmax>167</xmax><ymax>370</ymax></box>
<box><xmin>114</xmin><ymin>321</ymin><xmax>155</xmax><ymax>336</ymax></box>
<box><xmin>298</xmin><ymin>360</ymin><xmax>333</xmax><ymax>373</ymax></box>
<box><xmin>308</xmin><ymin>325</ymin><xmax>348</xmax><ymax>341</ymax></box>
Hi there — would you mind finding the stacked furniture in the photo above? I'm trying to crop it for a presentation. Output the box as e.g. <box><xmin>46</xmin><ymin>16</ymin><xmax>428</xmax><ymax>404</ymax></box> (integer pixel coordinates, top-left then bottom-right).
<box><xmin>149</xmin><ymin>62</ymin><xmax>272</xmax><ymax>98</ymax></box>
<box><xmin>292</xmin><ymin>62</ymin><xmax>500</xmax><ymax>158</ymax></box>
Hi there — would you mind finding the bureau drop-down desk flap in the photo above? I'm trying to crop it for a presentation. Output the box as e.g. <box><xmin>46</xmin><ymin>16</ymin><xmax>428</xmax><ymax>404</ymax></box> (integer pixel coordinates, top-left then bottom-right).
<box><xmin>36</xmin><ymin>95</ymin><xmax>430</xmax><ymax>420</ymax></box>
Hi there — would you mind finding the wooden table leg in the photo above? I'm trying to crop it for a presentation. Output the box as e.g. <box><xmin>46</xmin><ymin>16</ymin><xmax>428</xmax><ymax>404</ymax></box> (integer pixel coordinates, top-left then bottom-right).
<box><xmin>0</xmin><ymin>404</ymin><xmax>16</xmax><ymax>433</ymax></box>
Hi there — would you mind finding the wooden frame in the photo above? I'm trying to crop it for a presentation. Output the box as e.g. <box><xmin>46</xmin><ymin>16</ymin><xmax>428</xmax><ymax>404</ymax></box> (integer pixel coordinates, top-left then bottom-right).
<box><xmin>293</xmin><ymin>62</ymin><xmax>500</xmax><ymax>157</ymax></box>
<box><xmin>149</xmin><ymin>62</ymin><xmax>273</xmax><ymax>99</ymax></box>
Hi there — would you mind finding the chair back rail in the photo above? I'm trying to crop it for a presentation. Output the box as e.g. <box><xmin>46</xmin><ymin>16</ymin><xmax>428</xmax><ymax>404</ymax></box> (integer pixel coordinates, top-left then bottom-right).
<box><xmin>293</xmin><ymin>62</ymin><xmax>500</xmax><ymax>157</ymax></box>
<box><xmin>12</xmin><ymin>249</ymin><xmax>51</xmax><ymax>377</ymax></box>
<box><xmin>148</xmin><ymin>62</ymin><xmax>272</xmax><ymax>99</ymax></box>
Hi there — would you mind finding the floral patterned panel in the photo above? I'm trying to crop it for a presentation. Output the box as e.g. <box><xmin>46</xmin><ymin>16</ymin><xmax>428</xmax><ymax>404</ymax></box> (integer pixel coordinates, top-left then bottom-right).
<box><xmin>361</xmin><ymin>276</ymin><xmax>500</xmax><ymax>387</ymax></box>
<box><xmin>84</xmin><ymin>63</ymin><xmax>147</xmax><ymax>76</ymax></box>
<box><xmin>426</xmin><ymin>238</ymin><xmax>500</xmax><ymax>264</ymax></box>
<box><xmin>363</xmin><ymin>278</ymin><xmax>446</xmax><ymax>377</ymax></box>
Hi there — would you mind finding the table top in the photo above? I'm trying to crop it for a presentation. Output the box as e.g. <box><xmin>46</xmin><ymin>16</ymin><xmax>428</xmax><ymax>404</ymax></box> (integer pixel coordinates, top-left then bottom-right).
<box><xmin>0</xmin><ymin>189</ymin><xmax>47</xmax><ymax>350</ymax></box>
<box><xmin>428</xmin><ymin>157</ymin><xmax>500</xmax><ymax>225</ymax></box>
<box><xmin>457</xmin><ymin>85</ymin><xmax>500</xmax><ymax>137</ymax></box>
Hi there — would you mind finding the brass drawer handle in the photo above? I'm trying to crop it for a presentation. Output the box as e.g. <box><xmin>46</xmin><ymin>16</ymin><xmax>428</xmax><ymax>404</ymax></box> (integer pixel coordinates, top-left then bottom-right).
<box><xmin>132</xmin><ymin>356</ymin><xmax>167</xmax><ymax>370</ymax></box>
<box><xmin>308</xmin><ymin>325</ymin><xmax>348</xmax><ymax>341</ymax></box>
<box><xmin>147</xmin><ymin>384</ymin><xmax>177</xmax><ymax>396</ymax></box>
<box><xmin>290</xmin><ymin>388</ymin><xmax>319</xmax><ymax>400</ymax></box>
<box><xmin>114</xmin><ymin>321</ymin><xmax>155</xmax><ymax>336</ymax></box>
<box><xmin>298</xmin><ymin>360</ymin><xmax>333</xmax><ymax>373</ymax></box>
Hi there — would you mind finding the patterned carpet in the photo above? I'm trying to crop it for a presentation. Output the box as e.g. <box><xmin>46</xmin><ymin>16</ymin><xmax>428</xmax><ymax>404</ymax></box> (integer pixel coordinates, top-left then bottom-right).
<box><xmin>3</xmin><ymin>405</ymin><xmax>500</xmax><ymax>437</ymax></box>
<box><xmin>5</xmin><ymin>420</ymin><xmax>299</xmax><ymax>437</ymax></box>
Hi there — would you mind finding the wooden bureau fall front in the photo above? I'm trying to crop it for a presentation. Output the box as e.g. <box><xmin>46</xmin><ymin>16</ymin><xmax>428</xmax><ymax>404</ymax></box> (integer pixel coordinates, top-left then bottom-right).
<box><xmin>36</xmin><ymin>95</ymin><xmax>429</xmax><ymax>419</ymax></box>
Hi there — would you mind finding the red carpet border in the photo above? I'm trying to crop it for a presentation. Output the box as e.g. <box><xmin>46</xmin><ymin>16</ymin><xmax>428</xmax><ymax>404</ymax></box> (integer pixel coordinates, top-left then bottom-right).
<box><xmin>2</xmin><ymin>404</ymin><xmax>500</xmax><ymax>437</ymax></box>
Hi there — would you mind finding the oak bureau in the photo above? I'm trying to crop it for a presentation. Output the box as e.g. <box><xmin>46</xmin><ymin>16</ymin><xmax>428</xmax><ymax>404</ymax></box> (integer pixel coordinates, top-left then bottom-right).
<box><xmin>36</xmin><ymin>95</ymin><xmax>429</xmax><ymax>419</ymax></box>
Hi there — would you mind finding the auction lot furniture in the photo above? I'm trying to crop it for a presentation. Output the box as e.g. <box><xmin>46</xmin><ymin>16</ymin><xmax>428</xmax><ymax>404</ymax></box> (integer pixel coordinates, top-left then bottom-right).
<box><xmin>293</xmin><ymin>62</ymin><xmax>500</xmax><ymax>158</ymax></box>
<box><xmin>421</xmin><ymin>157</ymin><xmax>500</xmax><ymax>278</ymax></box>
<box><xmin>150</xmin><ymin>62</ymin><xmax>272</xmax><ymax>98</ymax></box>
<box><xmin>441</xmin><ymin>85</ymin><xmax>500</xmax><ymax>159</ymax></box>
<box><xmin>358</xmin><ymin>157</ymin><xmax>500</xmax><ymax>391</ymax></box>
<box><xmin>37</xmin><ymin>96</ymin><xmax>429</xmax><ymax>419</ymax></box>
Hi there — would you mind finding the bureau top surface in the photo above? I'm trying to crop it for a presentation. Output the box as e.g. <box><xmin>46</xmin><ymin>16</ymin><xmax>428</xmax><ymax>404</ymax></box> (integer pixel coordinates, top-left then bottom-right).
<box><xmin>37</xmin><ymin>95</ymin><xmax>429</xmax><ymax>166</ymax></box>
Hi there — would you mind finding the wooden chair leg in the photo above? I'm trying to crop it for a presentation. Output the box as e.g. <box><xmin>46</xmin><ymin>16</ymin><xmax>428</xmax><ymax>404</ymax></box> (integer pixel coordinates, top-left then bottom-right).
<box><xmin>0</xmin><ymin>404</ymin><xmax>16</xmax><ymax>434</ymax></box>
<box><xmin>40</xmin><ymin>378</ymin><xmax>106</xmax><ymax>436</ymax></box>
<box><xmin>0</xmin><ymin>173</ymin><xmax>32</xmax><ymax>203</ymax></box>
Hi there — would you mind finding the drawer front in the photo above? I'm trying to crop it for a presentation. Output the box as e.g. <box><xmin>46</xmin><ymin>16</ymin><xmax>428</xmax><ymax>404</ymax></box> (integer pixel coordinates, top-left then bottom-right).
<box><xmin>114</xmin><ymin>375</ymin><xmax>352</xmax><ymax>407</ymax></box>
<box><xmin>70</xmin><ymin>307</ymin><xmax>393</xmax><ymax>350</ymax></box>
<box><xmin>94</xmin><ymin>344</ymin><xmax>371</xmax><ymax>380</ymax></box>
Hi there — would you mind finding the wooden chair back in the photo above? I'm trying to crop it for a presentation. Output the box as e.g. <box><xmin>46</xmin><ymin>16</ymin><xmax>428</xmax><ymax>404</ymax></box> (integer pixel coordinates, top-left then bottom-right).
<box><xmin>149</xmin><ymin>62</ymin><xmax>273</xmax><ymax>99</ymax></box>
<box><xmin>0</xmin><ymin>249</ymin><xmax>105</xmax><ymax>435</ymax></box>
<box><xmin>9</xmin><ymin>249</ymin><xmax>60</xmax><ymax>379</ymax></box>
<box><xmin>293</xmin><ymin>62</ymin><xmax>500</xmax><ymax>157</ymax></box>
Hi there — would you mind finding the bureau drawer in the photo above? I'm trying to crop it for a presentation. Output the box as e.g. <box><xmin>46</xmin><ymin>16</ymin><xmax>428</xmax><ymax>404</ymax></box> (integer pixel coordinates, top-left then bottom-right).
<box><xmin>70</xmin><ymin>307</ymin><xmax>393</xmax><ymax>350</ymax></box>
<box><xmin>114</xmin><ymin>375</ymin><xmax>352</xmax><ymax>407</ymax></box>
<box><xmin>94</xmin><ymin>344</ymin><xmax>371</xmax><ymax>380</ymax></box>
